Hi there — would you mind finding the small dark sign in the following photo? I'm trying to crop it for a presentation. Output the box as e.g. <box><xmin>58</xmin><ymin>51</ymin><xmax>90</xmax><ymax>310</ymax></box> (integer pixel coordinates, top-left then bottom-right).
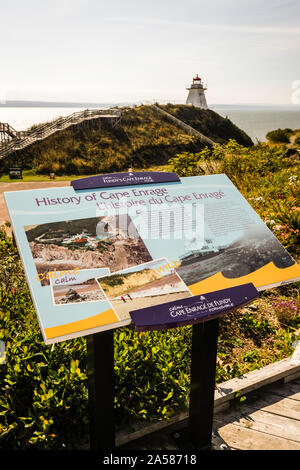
<box><xmin>71</xmin><ymin>171</ymin><xmax>180</xmax><ymax>190</ymax></box>
<box><xmin>130</xmin><ymin>283</ymin><xmax>259</xmax><ymax>331</ymax></box>
<box><xmin>9</xmin><ymin>168</ymin><xmax>22</xmax><ymax>179</ymax></box>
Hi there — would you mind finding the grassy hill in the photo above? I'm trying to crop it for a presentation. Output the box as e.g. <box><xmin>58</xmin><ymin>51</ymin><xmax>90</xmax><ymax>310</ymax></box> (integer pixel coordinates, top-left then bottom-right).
<box><xmin>0</xmin><ymin>105</ymin><xmax>253</xmax><ymax>176</ymax></box>
<box><xmin>161</xmin><ymin>104</ymin><xmax>253</xmax><ymax>145</ymax></box>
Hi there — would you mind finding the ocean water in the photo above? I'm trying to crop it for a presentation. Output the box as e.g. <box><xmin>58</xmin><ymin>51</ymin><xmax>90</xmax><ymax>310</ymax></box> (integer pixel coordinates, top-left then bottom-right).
<box><xmin>0</xmin><ymin>107</ymin><xmax>92</xmax><ymax>131</ymax></box>
<box><xmin>0</xmin><ymin>103</ymin><xmax>299</xmax><ymax>143</ymax></box>
<box><xmin>212</xmin><ymin>105</ymin><xmax>300</xmax><ymax>143</ymax></box>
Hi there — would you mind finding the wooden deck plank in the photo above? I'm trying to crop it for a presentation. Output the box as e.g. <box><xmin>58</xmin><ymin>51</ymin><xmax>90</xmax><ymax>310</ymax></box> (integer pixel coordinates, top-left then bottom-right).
<box><xmin>248</xmin><ymin>392</ymin><xmax>300</xmax><ymax>420</ymax></box>
<box><xmin>213</xmin><ymin>404</ymin><xmax>300</xmax><ymax>442</ymax></box>
<box><xmin>263</xmin><ymin>382</ymin><xmax>300</xmax><ymax>401</ymax></box>
<box><xmin>215</xmin><ymin>421</ymin><xmax>300</xmax><ymax>450</ymax></box>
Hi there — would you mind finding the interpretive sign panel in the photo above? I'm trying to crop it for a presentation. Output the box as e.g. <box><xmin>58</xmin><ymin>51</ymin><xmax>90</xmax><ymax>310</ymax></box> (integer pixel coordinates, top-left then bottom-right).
<box><xmin>5</xmin><ymin>173</ymin><xmax>300</xmax><ymax>343</ymax></box>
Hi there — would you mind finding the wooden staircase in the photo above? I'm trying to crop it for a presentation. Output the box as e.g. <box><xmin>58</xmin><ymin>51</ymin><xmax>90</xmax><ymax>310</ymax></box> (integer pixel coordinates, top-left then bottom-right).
<box><xmin>0</xmin><ymin>108</ymin><xmax>121</xmax><ymax>159</ymax></box>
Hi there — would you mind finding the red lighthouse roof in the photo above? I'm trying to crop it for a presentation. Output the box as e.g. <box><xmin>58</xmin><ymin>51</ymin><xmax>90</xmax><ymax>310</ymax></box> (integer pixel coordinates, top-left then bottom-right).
<box><xmin>193</xmin><ymin>74</ymin><xmax>201</xmax><ymax>81</ymax></box>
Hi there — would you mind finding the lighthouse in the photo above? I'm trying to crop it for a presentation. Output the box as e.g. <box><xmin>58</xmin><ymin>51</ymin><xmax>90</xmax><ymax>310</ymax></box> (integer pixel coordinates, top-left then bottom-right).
<box><xmin>186</xmin><ymin>74</ymin><xmax>208</xmax><ymax>109</ymax></box>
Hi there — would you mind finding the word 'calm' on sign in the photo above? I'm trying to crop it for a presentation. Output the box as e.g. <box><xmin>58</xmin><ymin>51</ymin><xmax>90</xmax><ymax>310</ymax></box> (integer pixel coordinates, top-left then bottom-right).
<box><xmin>36</xmin><ymin>268</ymin><xmax>79</xmax><ymax>282</ymax></box>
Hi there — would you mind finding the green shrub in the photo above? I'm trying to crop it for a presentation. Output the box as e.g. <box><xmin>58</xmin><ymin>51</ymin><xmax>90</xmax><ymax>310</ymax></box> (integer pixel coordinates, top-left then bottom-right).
<box><xmin>168</xmin><ymin>152</ymin><xmax>205</xmax><ymax>177</ymax></box>
<box><xmin>266</xmin><ymin>128</ymin><xmax>292</xmax><ymax>143</ymax></box>
<box><xmin>242</xmin><ymin>350</ymin><xmax>259</xmax><ymax>363</ymax></box>
<box><xmin>169</xmin><ymin>139</ymin><xmax>289</xmax><ymax>191</ymax></box>
<box><xmin>238</xmin><ymin>313</ymin><xmax>275</xmax><ymax>344</ymax></box>
<box><xmin>114</xmin><ymin>327</ymin><xmax>191</xmax><ymax>423</ymax></box>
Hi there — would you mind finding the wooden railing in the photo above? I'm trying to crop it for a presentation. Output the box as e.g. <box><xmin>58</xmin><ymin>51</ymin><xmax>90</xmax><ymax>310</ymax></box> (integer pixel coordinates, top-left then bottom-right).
<box><xmin>152</xmin><ymin>104</ymin><xmax>215</xmax><ymax>145</ymax></box>
<box><xmin>0</xmin><ymin>123</ymin><xmax>19</xmax><ymax>140</ymax></box>
<box><xmin>0</xmin><ymin>108</ymin><xmax>121</xmax><ymax>159</ymax></box>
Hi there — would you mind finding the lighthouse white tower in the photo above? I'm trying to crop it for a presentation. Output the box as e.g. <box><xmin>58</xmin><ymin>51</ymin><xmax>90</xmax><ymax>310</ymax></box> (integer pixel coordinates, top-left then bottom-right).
<box><xmin>186</xmin><ymin>74</ymin><xmax>208</xmax><ymax>109</ymax></box>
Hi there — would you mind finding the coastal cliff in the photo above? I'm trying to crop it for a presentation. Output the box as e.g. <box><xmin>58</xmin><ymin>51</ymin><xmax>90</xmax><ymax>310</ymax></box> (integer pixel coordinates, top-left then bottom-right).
<box><xmin>99</xmin><ymin>269</ymin><xmax>163</xmax><ymax>298</ymax></box>
<box><xmin>29</xmin><ymin>237</ymin><xmax>152</xmax><ymax>281</ymax></box>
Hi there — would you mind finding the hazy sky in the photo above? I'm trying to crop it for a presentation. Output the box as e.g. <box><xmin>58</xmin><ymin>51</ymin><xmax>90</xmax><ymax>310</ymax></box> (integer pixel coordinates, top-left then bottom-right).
<box><xmin>1</xmin><ymin>0</ymin><xmax>300</xmax><ymax>104</ymax></box>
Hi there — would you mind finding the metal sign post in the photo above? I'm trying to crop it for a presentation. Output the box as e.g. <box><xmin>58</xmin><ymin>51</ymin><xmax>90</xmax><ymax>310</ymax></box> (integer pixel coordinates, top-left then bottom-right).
<box><xmin>87</xmin><ymin>329</ymin><xmax>115</xmax><ymax>450</ymax></box>
<box><xmin>188</xmin><ymin>319</ymin><xmax>219</xmax><ymax>449</ymax></box>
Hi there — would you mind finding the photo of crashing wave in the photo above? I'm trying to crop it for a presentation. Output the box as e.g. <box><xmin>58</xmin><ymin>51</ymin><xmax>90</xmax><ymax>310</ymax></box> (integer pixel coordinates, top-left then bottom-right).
<box><xmin>176</xmin><ymin>225</ymin><xmax>296</xmax><ymax>286</ymax></box>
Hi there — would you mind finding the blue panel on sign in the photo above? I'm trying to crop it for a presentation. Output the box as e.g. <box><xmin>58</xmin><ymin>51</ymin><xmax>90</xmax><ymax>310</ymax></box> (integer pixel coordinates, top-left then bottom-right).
<box><xmin>130</xmin><ymin>283</ymin><xmax>259</xmax><ymax>331</ymax></box>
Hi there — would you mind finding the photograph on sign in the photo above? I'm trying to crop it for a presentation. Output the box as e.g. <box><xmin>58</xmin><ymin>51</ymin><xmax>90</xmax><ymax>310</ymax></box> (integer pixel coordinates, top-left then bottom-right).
<box><xmin>97</xmin><ymin>258</ymin><xmax>192</xmax><ymax>321</ymax></box>
<box><xmin>24</xmin><ymin>214</ymin><xmax>152</xmax><ymax>285</ymax></box>
<box><xmin>176</xmin><ymin>222</ymin><xmax>296</xmax><ymax>288</ymax></box>
<box><xmin>50</xmin><ymin>269</ymin><xmax>109</xmax><ymax>306</ymax></box>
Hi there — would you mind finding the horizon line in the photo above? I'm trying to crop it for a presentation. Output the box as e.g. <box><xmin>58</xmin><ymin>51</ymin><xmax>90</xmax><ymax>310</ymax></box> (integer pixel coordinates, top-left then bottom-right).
<box><xmin>0</xmin><ymin>100</ymin><xmax>298</xmax><ymax>108</ymax></box>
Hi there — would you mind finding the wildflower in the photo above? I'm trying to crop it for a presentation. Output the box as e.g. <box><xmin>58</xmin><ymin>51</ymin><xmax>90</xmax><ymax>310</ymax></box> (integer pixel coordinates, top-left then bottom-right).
<box><xmin>288</xmin><ymin>175</ymin><xmax>298</xmax><ymax>182</ymax></box>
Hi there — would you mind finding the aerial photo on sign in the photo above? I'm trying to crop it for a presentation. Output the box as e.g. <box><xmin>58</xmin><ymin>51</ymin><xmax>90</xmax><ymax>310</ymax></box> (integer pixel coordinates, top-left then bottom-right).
<box><xmin>25</xmin><ymin>214</ymin><xmax>152</xmax><ymax>285</ymax></box>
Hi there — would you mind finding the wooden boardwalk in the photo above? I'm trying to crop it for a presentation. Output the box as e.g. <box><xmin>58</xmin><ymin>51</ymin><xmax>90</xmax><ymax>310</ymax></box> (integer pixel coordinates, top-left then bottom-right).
<box><xmin>120</xmin><ymin>379</ymin><xmax>300</xmax><ymax>450</ymax></box>
<box><xmin>213</xmin><ymin>379</ymin><xmax>300</xmax><ymax>450</ymax></box>
<box><xmin>0</xmin><ymin>108</ymin><xmax>121</xmax><ymax>159</ymax></box>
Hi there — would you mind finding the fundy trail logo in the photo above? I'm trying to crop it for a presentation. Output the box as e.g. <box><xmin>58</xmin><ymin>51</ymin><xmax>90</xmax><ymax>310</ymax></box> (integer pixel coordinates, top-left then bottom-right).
<box><xmin>168</xmin><ymin>296</ymin><xmax>233</xmax><ymax>318</ymax></box>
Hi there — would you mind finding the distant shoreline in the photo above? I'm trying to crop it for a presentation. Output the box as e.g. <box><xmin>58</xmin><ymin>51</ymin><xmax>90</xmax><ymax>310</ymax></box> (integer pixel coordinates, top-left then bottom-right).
<box><xmin>0</xmin><ymin>100</ymin><xmax>299</xmax><ymax>108</ymax></box>
<box><xmin>0</xmin><ymin>100</ymin><xmax>125</xmax><ymax>108</ymax></box>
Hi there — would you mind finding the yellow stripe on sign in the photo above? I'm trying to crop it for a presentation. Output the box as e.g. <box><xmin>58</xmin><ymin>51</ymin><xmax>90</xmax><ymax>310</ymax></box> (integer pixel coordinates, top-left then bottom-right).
<box><xmin>188</xmin><ymin>261</ymin><xmax>300</xmax><ymax>296</ymax></box>
<box><xmin>44</xmin><ymin>308</ymin><xmax>119</xmax><ymax>340</ymax></box>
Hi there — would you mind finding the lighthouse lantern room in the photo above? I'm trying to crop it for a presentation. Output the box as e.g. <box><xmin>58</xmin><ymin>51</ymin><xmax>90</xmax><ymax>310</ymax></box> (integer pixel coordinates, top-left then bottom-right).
<box><xmin>186</xmin><ymin>74</ymin><xmax>208</xmax><ymax>109</ymax></box>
